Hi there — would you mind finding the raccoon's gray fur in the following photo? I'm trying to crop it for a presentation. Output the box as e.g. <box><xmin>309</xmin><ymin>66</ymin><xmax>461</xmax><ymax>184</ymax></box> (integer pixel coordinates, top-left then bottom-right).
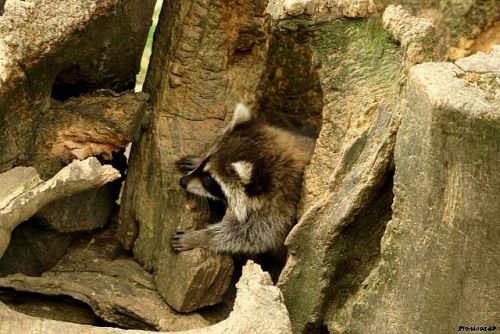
<box><xmin>172</xmin><ymin>104</ymin><xmax>315</xmax><ymax>255</ymax></box>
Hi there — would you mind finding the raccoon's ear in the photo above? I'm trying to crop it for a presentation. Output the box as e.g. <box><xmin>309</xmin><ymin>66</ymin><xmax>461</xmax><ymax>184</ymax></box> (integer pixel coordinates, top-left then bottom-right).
<box><xmin>229</xmin><ymin>103</ymin><xmax>252</xmax><ymax>131</ymax></box>
<box><xmin>231</xmin><ymin>161</ymin><xmax>253</xmax><ymax>184</ymax></box>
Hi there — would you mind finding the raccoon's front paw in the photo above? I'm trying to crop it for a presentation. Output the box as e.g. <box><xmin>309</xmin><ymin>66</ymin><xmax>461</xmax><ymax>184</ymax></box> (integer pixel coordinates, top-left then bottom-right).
<box><xmin>171</xmin><ymin>229</ymin><xmax>196</xmax><ymax>252</ymax></box>
<box><xmin>175</xmin><ymin>155</ymin><xmax>203</xmax><ymax>174</ymax></box>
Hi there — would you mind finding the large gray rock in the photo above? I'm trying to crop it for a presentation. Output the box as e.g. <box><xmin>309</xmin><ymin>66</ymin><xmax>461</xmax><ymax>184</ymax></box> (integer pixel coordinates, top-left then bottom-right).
<box><xmin>342</xmin><ymin>48</ymin><xmax>500</xmax><ymax>333</ymax></box>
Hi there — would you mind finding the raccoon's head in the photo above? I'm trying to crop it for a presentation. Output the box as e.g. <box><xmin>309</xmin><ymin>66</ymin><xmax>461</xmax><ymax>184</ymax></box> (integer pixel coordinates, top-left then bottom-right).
<box><xmin>177</xmin><ymin>104</ymin><xmax>273</xmax><ymax>220</ymax></box>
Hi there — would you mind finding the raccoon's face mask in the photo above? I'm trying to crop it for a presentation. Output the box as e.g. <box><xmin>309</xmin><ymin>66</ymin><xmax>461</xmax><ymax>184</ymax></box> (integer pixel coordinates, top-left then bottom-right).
<box><xmin>176</xmin><ymin>103</ymin><xmax>259</xmax><ymax>203</ymax></box>
<box><xmin>177</xmin><ymin>157</ymin><xmax>225</xmax><ymax>200</ymax></box>
<box><xmin>176</xmin><ymin>156</ymin><xmax>255</xmax><ymax>200</ymax></box>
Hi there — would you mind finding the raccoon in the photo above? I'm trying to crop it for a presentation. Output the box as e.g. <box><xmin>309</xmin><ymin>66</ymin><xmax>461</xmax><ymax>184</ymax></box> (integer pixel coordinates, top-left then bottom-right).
<box><xmin>172</xmin><ymin>104</ymin><xmax>315</xmax><ymax>255</ymax></box>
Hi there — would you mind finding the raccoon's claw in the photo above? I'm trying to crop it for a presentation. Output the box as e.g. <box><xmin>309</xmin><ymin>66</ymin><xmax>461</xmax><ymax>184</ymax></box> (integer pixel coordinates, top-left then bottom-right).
<box><xmin>174</xmin><ymin>229</ymin><xmax>185</xmax><ymax>235</ymax></box>
<box><xmin>176</xmin><ymin>155</ymin><xmax>203</xmax><ymax>174</ymax></box>
<box><xmin>172</xmin><ymin>229</ymin><xmax>194</xmax><ymax>252</ymax></box>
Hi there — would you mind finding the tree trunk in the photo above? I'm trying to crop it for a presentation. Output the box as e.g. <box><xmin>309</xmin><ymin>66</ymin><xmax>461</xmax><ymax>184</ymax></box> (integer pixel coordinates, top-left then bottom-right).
<box><xmin>0</xmin><ymin>0</ymin><xmax>498</xmax><ymax>332</ymax></box>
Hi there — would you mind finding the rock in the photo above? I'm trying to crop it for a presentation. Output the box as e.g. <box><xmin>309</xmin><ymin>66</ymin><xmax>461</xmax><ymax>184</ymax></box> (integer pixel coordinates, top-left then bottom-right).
<box><xmin>0</xmin><ymin>0</ymin><xmax>155</xmax><ymax>175</ymax></box>
<box><xmin>340</xmin><ymin>47</ymin><xmax>500</xmax><ymax>333</ymax></box>
<box><xmin>0</xmin><ymin>227</ymin><xmax>211</xmax><ymax>331</ymax></box>
<box><xmin>0</xmin><ymin>157</ymin><xmax>120</xmax><ymax>257</ymax></box>
<box><xmin>0</xmin><ymin>261</ymin><xmax>292</xmax><ymax>334</ymax></box>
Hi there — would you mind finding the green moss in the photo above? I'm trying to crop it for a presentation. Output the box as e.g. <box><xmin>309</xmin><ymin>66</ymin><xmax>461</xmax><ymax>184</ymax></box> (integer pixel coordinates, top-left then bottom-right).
<box><xmin>281</xmin><ymin>17</ymin><xmax>404</xmax><ymax>334</ymax></box>
<box><xmin>312</xmin><ymin>18</ymin><xmax>402</xmax><ymax>103</ymax></box>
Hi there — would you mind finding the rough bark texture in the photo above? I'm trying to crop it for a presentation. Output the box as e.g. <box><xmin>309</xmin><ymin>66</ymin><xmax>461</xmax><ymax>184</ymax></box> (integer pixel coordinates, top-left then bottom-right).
<box><xmin>382</xmin><ymin>5</ymin><xmax>435</xmax><ymax>67</ymax></box>
<box><xmin>0</xmin><ymin>0</ymin><xmax>498</xmax><ymax>332</ymax></box>
<box><xmin>0</xmin><ymin>227</ymin><xmax>210</xmax><ymax>331</ymax></box>
<box><xmin>0</xmin><ymin>158</ymin><xmax>120</xmax><ymax>257</ymax></box>
<box><xmin>0</xmin><ymin>292</ymin><xmax>103</xmax><ymax>326</ymax></box>
<box><xmin>0</xmin><ymin>0</ymin><xmax>155</xmax><ymax>268</ymax></box>
<box><xmin>376</xmin><ymin>0</ymin><xmax>499</xmax><ymax>59</ymax></box>
<box><xmin>0</xmin><ymin>261</ymin><xmax>292</xmax><ymax>334</ymax></box>
<box><xmin>267</xmin><ymin>0</ymin><xmax>377</xmax><ymax>21</ymax></box>
<box><xmin>265</xmin><ymin>6</ymin><xmax>404</xmax><ymax>333</ymax></box>
<box><xmin>32</xmin><ymin>91</ymin><xmax>148</xmax><ymax>232</ymax></box>
<box><xmin>34</xmin><ymin>91</ymin><xmax>149</xmax><ymax>177</ymax></box>
<box><xmin>118</xmin><ymin>0</ymin><xmax>274</xmax><ymax>312</ymax></box>
<box><xmin>0</xmin><ymin>0</ymin><xmax>155</xmax><ymax>175</ymax></box>
<box><xmin>339</xmin><ymin>47</ymin><xmax>500</xmax><ymax>334</ymax></box>
<box><xmin>263</xmin><ymin>2</ymin><xmax>498</xmax><ymax>333</ymax></box>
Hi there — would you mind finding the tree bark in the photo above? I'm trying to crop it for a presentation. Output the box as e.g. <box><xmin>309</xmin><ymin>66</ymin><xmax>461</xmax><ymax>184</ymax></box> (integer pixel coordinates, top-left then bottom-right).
<box><xmin>0</xmin><ymin>0</ymin><xmax>498</xmax><ymax>332</ymax></box>
<box><xmin>0</xmin><ymin>158</ymin><xmax>119</xmax><ymax>257</ymax></box>
<box><xmin>0</xmin><ymin>261</ymin><xmax>293</xmax><ymax>334</ymax></box>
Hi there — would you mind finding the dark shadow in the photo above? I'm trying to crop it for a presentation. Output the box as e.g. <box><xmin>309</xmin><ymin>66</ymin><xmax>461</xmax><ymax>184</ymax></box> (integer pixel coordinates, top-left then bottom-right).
<box><xmin>258</xmin><ymin>30</ymin><xmax>324</xmax><ymax>138</ymax></box>
<box><xmin>320</xmin><ymin>170</ymin><xmax>394</xmax><ymax>328</ymax></box>
<box><xmin>0</xmin><ymin>289</ymin><xmax>123</xmax><ymax>328</ymax></box>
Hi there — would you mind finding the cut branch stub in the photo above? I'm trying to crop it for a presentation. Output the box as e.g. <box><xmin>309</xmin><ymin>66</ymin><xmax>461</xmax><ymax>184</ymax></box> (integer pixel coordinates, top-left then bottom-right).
<box><xmin>45</xmin><ymin>91</ymin><xmax>149</xmax><ymax>162</ymax></box>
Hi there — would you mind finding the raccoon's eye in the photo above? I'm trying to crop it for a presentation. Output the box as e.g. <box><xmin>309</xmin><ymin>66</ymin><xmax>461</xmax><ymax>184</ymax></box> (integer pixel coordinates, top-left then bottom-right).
<box><xmin>201</xmin><ymin>173</ymin><xmax>224</xmax><ymax>199</ymax></box>
<box><xmin>202</xmin><ymin>174</ymin><xmax>215</xmax><ymax>187</ymax></box>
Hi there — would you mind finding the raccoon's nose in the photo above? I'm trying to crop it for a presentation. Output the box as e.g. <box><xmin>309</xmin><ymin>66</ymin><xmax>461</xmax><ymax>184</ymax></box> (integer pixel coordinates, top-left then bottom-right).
<box><xmin>180</xmin><ymin>176</ymin><xmax>188</xmax><ymax>188</ymax></box>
